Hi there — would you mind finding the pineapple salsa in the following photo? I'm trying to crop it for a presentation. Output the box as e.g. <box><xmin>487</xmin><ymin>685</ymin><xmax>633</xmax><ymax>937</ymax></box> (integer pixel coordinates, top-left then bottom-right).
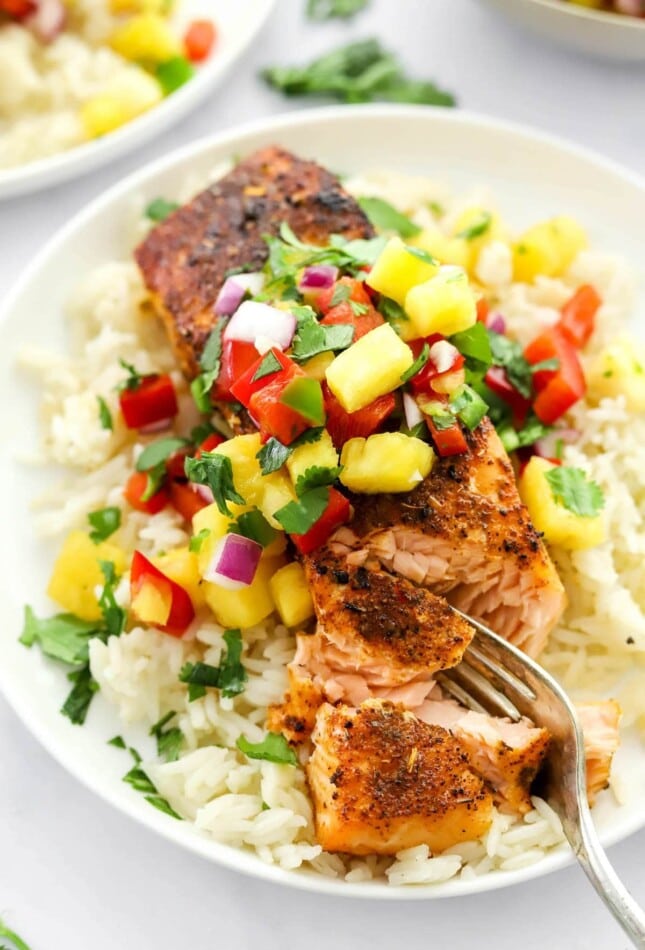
<box><xmin>34</xmin><ymin>193</ymin><xmax>638</xmax><ymax>723</ymax></box>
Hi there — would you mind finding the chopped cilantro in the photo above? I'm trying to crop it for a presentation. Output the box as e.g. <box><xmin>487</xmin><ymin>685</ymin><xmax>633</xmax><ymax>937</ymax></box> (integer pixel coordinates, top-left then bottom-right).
<box><xmin>274</xmin><ymin>485</ymin><xmax>330</xmax><ymax>535</ymax></box>
<box><xmin>497</xmin><ymin>416</ymin><xmax>550</xmax><ymax>453</ymax></box>
<box><xmin>88</xmin><ymin>506</ymin><xmax>121</xmax><ymax>544</ymax></box>
<box><xmin>251</xmin><ymin>350</ymin><xmax>282</xmax><ymax>381</ymax></box>
<box><xmin>487</xmin><ymin>330</ymin><xmax>534</xmax><ymax>399</ymax></box>
<box><xmin>450</xmin><ymin>323</ymin><xmax>492</xmax><ymax>370</ymax></box>
<box><xmin>544</xmin><ymin>466</ymin><xmax>605</xmax><ymax>518</ymax></box>
<box><xmin>428</xmin><ymin>200</ymin><xmax>444</xmax><ymax>217</ymax></box>
<box><xmin>405</xmin><ymin>245</ymin><xmax>440</xmax><ymax>266</ymax></box>
<box><xmin>236</xmin><ymin>732</ymin><xmax>297</xmax><ymax>765</ymax></box>
<box><xmin>330</xmin><ymin>283</ymin><xmax>351</xmax><ymax>307</ymax></box>
<box><xmin>530</xmin><ymin>357</ymin><xmax>560</xmax><ymax>374</ymax></box>
<box><xmin>256</xmin><ymin>427</ymin><xmax>323</xmax><ymax>475</ymax></box>
<box><xmin>185</xmin><ymin>451</ymin><xmax>244</xmax><ymax>516</ymax></box>
<box><xmin>179</xmin><ymin>629</ymin><xmax>247</xmax><ymax>701</ymax></box>
<box><xmin>116</xmin><ymin>358</ymin><xmax>143</xmax><ymax>393</ymax></box>
<box><xmin>401</xmin><ymin>343</ymin><xmax>429</xmax><ymax>383</ymax></box>
<box><xmin>61</xmin><ymin>665</ymin><xmax>99</xmax><ymax>725</ymax></box>
<box><xmin>98</xmin><ymin>560</ymin><xmax>126</xmax><ymax>639</ymax></box>
<box><xmin>290</xmin><ymin>306</ymin><xmax>354</xmax><ymax>362</ymax></box>
<box><xmin>450</xmin><ymin>385</ymin><xmax>488</xmax><ymax>431</ymax></box>
<box><xmin>189</xmin><ymin>528</ymin><xmax>210</xmax><ymax>553</ymax></box>
<box><xmin>455</xmin><ymin>211</ymin><xmax>492</xmax><ymax>241</ymax></box>
<box><xmin>150</xmin><ymin>711</ymin><xmax>183</xmax><ymax>763</ymax></box>
<box><xmin>145</xmin><ymin>197</ymin><xmax>179</xmax><ymax>222</ymax></box>
<box><xmin>97</xmin><ymin>395</ymin><xmax>113</xmax><ymax>431</ymax></box>
<box><xmin>108</xmin><ymin>735</ymin><xmax>126</xmax><ymax>749</ymax></box>
<box><xmin>0</xmin><ymin>916</ymin><xmax>32</xmax><ymax>950</ymax></box>
<box><xmin>350</xmin><ymin>300</ymin><xmax>369</xmax><ymax>316</ymax></box>
<box><xmin>295</xmin><ymin>465</ymin><xmax>343</xmax><ymax>496</ymax></box>
<box><xmin>122</xmin><ymin>760</ymin><xmax>182</xmax><ymax>818</ymax></box>
<box><xmin>136</xmin><ymin>437</ymin><xmax>187</xmax><ymax>473</ymax></box>
<box><xmin>229</xmin><ymin>509</ymin><xmax>277</xmax><ymax>548</ymax></box>
<box><xmin>191</xmin><ymin>319</ymin><xmax>227</xmax><ymax>413</ymax></box>
<box><xmin>357</xmin><ymin>196</ymin><xmax>421</xmax><ymax>238</ymax></box>
<box><xmin>307</xmin><ymin>0</ymin><xmax>369</xmax><ymax>18</ymax></box>
<box><xmin>19</xmin><ymin>606</ymin><xmax>98</xmax><ymax>666</ymax></box>
<box><xmin>379</xmin><ymin>296</ymin><xmax>409</xmax><ymax>324</ymax></box>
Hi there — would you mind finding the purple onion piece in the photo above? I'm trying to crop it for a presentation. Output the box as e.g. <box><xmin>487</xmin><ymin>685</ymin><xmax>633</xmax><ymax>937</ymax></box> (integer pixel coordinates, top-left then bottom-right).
<box><xmin>487</xmin><ymin>312</ymin><xmax>506</xmax><ymax>335</ymax></box>
<box><xmin>138</xmin><ymin>417</ymin><xmax>173</xmax><ymax>435</ymax></box>
<box><xmin>203</xmin><ymin>534</ymin><xmax>262</xmax><ymax>590</ymax></box>
<box><xmin>214</xmin><ymin>277</ymin><xmax>246</xmax><ymax>317</ymax></box>
<box><xmin>297</xmin><ymin>265</ymin><xmax>339</xmax><ymax>292</ymax></box>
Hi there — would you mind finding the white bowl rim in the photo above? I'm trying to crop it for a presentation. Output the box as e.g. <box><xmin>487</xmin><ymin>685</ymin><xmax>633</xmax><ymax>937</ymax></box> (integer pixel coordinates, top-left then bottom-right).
<box><xmin>510</xmin><ymin>0</ymin><xmax>645</xmax><ymax>29</ymax></box>
<box><xmin>2</xmin><ymin>103</ymin><xmax>644</xmax><ymax>900</ymax></box>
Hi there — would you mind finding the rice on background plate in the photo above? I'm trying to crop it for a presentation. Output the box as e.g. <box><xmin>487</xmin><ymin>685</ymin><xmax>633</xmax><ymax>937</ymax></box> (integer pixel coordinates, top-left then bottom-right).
<box><xmin>18</xmin><ymin>167</ymin><xmax>645</xmax><ymax>885</ymax></box>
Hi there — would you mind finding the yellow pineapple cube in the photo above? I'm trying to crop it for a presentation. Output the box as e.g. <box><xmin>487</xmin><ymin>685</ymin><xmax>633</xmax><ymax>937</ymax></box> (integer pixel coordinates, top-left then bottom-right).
<box><xmin>80</xmin><ymin>70</ymin><xmax>162</xmax><ymax>138</ymax></box>
<box><xmin>131</xmin><ymin>579</ymin><xmax>171</xmax><ymax>626</ymax></box>
<box><xmin>214</xmin><ymin>434</ymin><xmax>264</xmax><ymax>508</ymax></box>
<box><xmin>366</xmin><ymin>236</ymin><xmax>439</xmax><ymax>306</ymax></box>
<box><xmin>340</xmin><ymin>433</ymin><xmax>435</xmax><ymax>493</ymax></box>
<box><xmin>259</xmin><ymin>471</ymin><xmax>297</xmax><ymax>529</ymax></box>
<box><xmin>302</xmin><ymin>351</ymin><xmax>335</xmax><ymax>381</ymax></box>
<box><xmin>325</xmin><ymin>323</ymin><xmax>413</xmax><ymax>413</ymax></box>
<box><xmin>409</xmin><ymin>227</ymin><xmax>472</xmax><ymax>271</ymax></box>
<box><xmin>405</xmin><ymin>266</ymin><xmax>476</xmax><ymax>337</ymax></box>
<box><xmin>270</xmin><ymin>562</ymin><xmax>315</xmax><ymax>628</ymax></box>
<box><xmin>286</xmin><ymin>430</ymin><xmax>339</xmax><ymax>486</ymax></box>
<box><xmin>110</xmin><ymin>14</ymin><xmax>181</xmax><ymax>63</ymax></box>
<box><xmin>587</xmin><ymin>339</ymin><xmax>645</xmax><ymax>412</ymax></box>
<box><xmin>519</xmin><ymin>457</ymin><xmax>605</xmax><ymax>550</ymax></box>
<box><xmin>513</xmin><ymin>216</ymin><xmax>588</xmax><ymax>283</ymax></box>
<box><xmin>153</xmin><ymin>546</ymin><xmax>205</xmax><ymax>608</ymax></box>
<box><xmin>203</xmin><ymin>557</ymin><xmax>284</xmax><ymax>629</ymax></box>
<box><xmin>47</xmin><ymin>530</ymin><xmax>126</xmax><ymax>621</ymax></box>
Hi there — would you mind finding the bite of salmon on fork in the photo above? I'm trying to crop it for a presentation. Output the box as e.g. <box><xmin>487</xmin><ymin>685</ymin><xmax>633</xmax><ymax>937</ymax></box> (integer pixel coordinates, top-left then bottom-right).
<box><xmin>576</xmin><ymin>700</ymin><xmax>622</xmax><ymax>803</ymax></box>
<box><xmin>307</xmin><ymin>700</ymin><xmax>494</xmax><ymax>856</ymax></box>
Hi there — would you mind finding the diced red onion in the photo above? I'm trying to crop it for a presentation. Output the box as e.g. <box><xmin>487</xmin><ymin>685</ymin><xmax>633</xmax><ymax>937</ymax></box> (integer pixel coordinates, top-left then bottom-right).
<box><xmin>138</xmin><ymin>417</ymin><xmax>173</xmax><ymax>435</ymax></box>
<box><xmin>26</xmin><ymin>0</ymin><xmax>66</xmax><ymax>42</ymax></box>
<box><xmin>223</xmin><ymin>301</ymin><xmax>296</xmax><ymax>350</ymax></box>
<box><xmin>203</xmin><ymin>533</ymin><xmax>262</xmax><ymax>590</ymax></box>
<box><xmin>429</xmin><ymin>340</ymin><xmax>460</xmax><ymax>374</ymax></box>
<box><xmin>403</xmin><ymin>393</ymin><xmax>423</xmax><ymax>429</ymax></box>
<box><xmin>487</xmin><ymin>312</ymin><xmax>506</xmax><ymax>335</ymax></box>
<box><xmin>534</xmin><ymin>427</ymin><xmax>580</xmax><ymax>459</ymax></box>
<box><xmin>214</xmin><ymin>272</ymin><xmax>265</xmax><ymax>317</ymax></box>
<box><xmin>192</xmin><ymin>483</ymin><xmax>214</xmax><ymax>503</ymax></box>
<box><xmin>297</xmin><ymin>265</ymin><xmax>338</xmax><ymax>293</ymax></box>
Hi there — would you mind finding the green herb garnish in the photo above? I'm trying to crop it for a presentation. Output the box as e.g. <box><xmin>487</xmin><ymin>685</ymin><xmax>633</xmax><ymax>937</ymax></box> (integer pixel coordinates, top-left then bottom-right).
<box><xmin>97</xmin><ymin>395</ymin><xmax>113</xmax><ymax>431</ymax></box>
<box><xmin>116</xmin><ymin>358</ymin><xmax>143</xmax><ymax>393</ymax></box>
<box><xmin>229</xmin><ymin>509</ymin><xmax>277</xmax><ymax>548</ymax></box>
<box><xmin>185</xmin><ymin>451</ymin><xmax>244</xmax><ymax>516</ymax></box>
<box><xmin>455</xmin><ymin>211</ymin><xmax>492</xmax><ymax>241</ymax></box>
<box><xmin>155</xmin><ymin>56</ymin><xmax>194</xmax><ymax>96</ymax></box>
<box><xmin>273</xmin><ymin>486</ymin><xmax>330</xmax><ymax>535</ymax></box>
<box><xmin>358</xmin><ymin>196</ymin><xmax>421</xmax><ymax>238</ymax></box>
<box><xmin>87</xmin><ymin>506</ymin><xmax>121</xmax><ymax>544</ymax></box>
<box><xmin>191</xmin><ymin>319</ymin><xmax>227</xmax><ymax>413</ymax></box>
<box><xmin>189</xmin><ymin>528</ymin><xmax>211</xmax><ymax>553</ymax></box>
<box><xmin>236</xmin><ymin>732</ymin><xmax>297</xmax><ymax>765</ymax></box>
<box><xmin>251</xmin><ymin>350</ymin><xmax>283</xmax><ymax>381</ymax></box>
<box><xmin>401</xmin><ymin>343</ymin><xmax>429</xmax><ymax>383</ymax></box>
<box><xmin>179</xmin><ymin>629</ymin><xmax>247</xmax><ymax>701</ymax></box>
<box><xmin>0</xmin><ymin>916</ymin><xmax>32</xmax><ymax>950</ymax></box>
<box><xmin>290</xmin><ymin>306</ymin><xmax>354</xmax><ymax>362</ymax></box>
<box><xmin>19</xmin><ymin>607</ymin><xmax>99</xmax><ymax>666</ymax></box>
<box><xmin>487</xmin><ymin>330</ymin><xmax>534</xmax><ymax>399</ymax></box>
<box><xmin>295</xmin><ymin>465</ymin><xmax>343</xmax><ymax>496</ymax></box>
<box><xmin>150</xmin><ymin>711</ymin><xmax>183</xmax><ymax>763</ymax></box>
<box><xmin>307</xmin><ymin>0</ymin><xmax>369</xmax><ymax>18</ymax></box>
<box><xmin>256</xmin><ymin>427</ymin><xmax>323</xmax><ymax>475</ymax></box>
<box><xmin>145</xmin><ymin>197</ymin><xmax>179</xmax><ymax>222</ymax></box>
<box><xmin>544</xmin><ymin>466</ymin><xmax>605</xmax><ymax>518</ymax></box>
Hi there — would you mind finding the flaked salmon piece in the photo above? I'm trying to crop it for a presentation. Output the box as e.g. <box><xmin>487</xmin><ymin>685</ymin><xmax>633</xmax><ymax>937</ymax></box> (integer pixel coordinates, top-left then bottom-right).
<box><xmin>307</xmin><ymin>700</ymin><xmax>494</xmax><ymax>855</ymax></box>
<box><xmin>135</xmin><ymin>145</ymin><xmax>373</xmax><ymax>432</ymax></box>
<box><xmin>417</xmin><ymin>694</ymin><xmax>549</xmax><ymax>814</ymax></box>
<box><xmin>334</xmin><ymin>418</ymin><xmax>566</xmax><ymax>658</ymax></box>
<box><xmin>576</xmin><ymin>700</ymin><xmax>621</xmax><ymax>803</ymax></box>
<box><xmin>267</xmin><ymin>664</ymin><xmax>324</xmax><ymax>748</ymax></box>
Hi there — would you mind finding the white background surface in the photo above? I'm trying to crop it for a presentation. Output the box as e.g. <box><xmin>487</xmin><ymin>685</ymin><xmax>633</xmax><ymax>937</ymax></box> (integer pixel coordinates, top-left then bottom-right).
<box><xmin>1</xmin><ymin>2</ymin><xmax>644</xmax><ymax>948</ymax></box>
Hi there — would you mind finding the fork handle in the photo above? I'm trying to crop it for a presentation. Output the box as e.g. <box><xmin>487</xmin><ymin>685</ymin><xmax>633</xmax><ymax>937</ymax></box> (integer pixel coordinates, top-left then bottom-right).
<box><xmin>573</xmin><ymin>812</ymin><xmax>645</xmax><ymax>948</ymax></box>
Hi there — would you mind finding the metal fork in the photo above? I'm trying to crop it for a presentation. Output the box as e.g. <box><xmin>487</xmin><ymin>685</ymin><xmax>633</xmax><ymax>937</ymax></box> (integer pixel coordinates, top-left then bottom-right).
<box><xmin>438</xmin><ymin>609</ymin><xmax>645</xmax><ymax>949</ymax></box>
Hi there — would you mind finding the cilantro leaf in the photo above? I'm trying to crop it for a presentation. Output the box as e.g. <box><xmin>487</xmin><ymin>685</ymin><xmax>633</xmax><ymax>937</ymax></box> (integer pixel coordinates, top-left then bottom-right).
<box><xmin>0</xmin><ymin>916</ymin><xmax>32</xmax><ymax>950</ymax></box>
<box><xmin>61</xmin><ymin>665</ymin><xmax>99</xmax><ymax>725</ymax></box>
<box><xmin>350</xmin><ymin>299</ymin><xmax>369</xmax><ymax>316</ymax></box>
<box><xmin>179</xmin><ymin>630</ymin><xmax>247</xmax><ymax>701</ymax></box>
<box><xmin>97</xmin><ymin>395</ymin><xmax>113</xmax><ymax>431</ymax></box>
<box><xmin>330</xmin><ymin>283</ymin><xmax>351</xmax><ymax>307</ymax></box>
<box><xmin>189</xmin><ymin>528</ymin><xmax>210</xmax><ymax>552</ymax></box>
<box><xmin>116</xmin><ymin>358</ymin><xmax>143</xmax><ymax>393</ymax></box>
<box><xmin>290</xmin><ymin>306</ymin><xmax>354</xmax><ymax>362</ymax></box>
<box><xmin>401</xmin><ymin>343</ymin><xmax>429</xmax><ymax>383</ymax></box>
<box><xmin>450</xmin><ymin>322</ymin><xmax>492</xmax><ymax>370</ymax></box>
<box><xmin>487</xmin><ymin>330</ymin><xmax>534</xmax><ymax>399</ymax></box>
<box><xmin>108</xmin><ymin>735</ymin><xmax>126</xmax><ymax>749</ymax></box>
<box><xmin>236</xmin><ymin>732</ymin><xmax>297</xmax><ymax>765</ymax></box>
<box><xmin>295</xmin><ymin>465</ymin><xmax>343</xmax><ymax>496</ymax></box>
<box><xmin>88</xmin><ymin>506</ymin><xmax>121</xmax><ymax>544</ymax></box>
<box><xmin>544</xmin><ymin>466</ymin><xmax>605</xmax><ymax>518</ymax></box>
<box><xmin>455</xmin><ymin>211</ymin><xmax>492</xmax><ymax>241</ymax></box>
<box><xmin>307</xmin><ymin>0</ymin><xmax>369</xmax><ymax>19</ymax></box>
<box><xmin>145</xmin><ymin>197</ymin><xmax>179</xmax><ymax>222</ymax></box>
<box><xmin>228</xmin><ymin>509</ymin><xmax>277</xmax><ymax>548</ymax></box>
<box><xmin>19</xmin><ymin>607</ymin><xmax>99</xmax><ymax>666</ymax></box>
<box><xmin>98</xmin><ymin>560</ymin><xmax>126</xmax><ymax>639</ymax></box>
<box><xmin>379</xmin><ymin>296</ymin><xmax>409</xmax><ymax>324</ymax></box>
<box><xmin>256</xmin><ymin>427</ymin><xmax>323</xmax><ymax>475</ymax></box>
<box><xmin>357</xmin><ymin>196</ymin><xmax>421</xmax><ymax>238</ymax></box>
<box><xmin>191</xmin><ymin>320</ymin><xmax>227</xmax><ymax>412</ymax></box>
<box><xmin>136</xmin><ymin>437</ymin><xmax>187</xmax><ymax>473</ymax></box>
<box><xmin>185</xmin><ymin>451</ymin><xmax>244</xmax><ymax>516</ymax></box>
<box><xmin>273</xmin><ymin>486</ymin><xmax>330</xmax><ymax>535</ymax></box>
<box><xmin>405</xmin><ymin>246</ymin><xmax>440</xmax><ymax>266</ymax></box>
<box><xmin>497</xmin><ymin>415</ymin><xmax>550</xmax><ymax>453</ymax></box>
<box><xmin>252</xmin><ymin>350</ymin><xmax>282</xmax><ymax>381</ymax></box>
<box><xmin>150</xmin><ymin>711</ymin><xmax>183</xmax><ymax>763</ymax></box>
<box><xmin>531</xmin><ymin>357</ymin><xmax>560</xmax><ymax>374</ymax></box>
<box><xmin>449</xmin><ymin>385</ymin><xmax>488</xmax><ymax>431</ymax></box>
<box><xmin>122</xmin><ymin>760</ymin><xmax>182</xmax><ymax>819</ymax></box>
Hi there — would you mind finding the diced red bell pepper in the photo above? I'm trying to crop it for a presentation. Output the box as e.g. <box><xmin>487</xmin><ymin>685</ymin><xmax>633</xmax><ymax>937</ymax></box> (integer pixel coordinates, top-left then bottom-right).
<box><xmin>184</xmin><ymin>18</ymin><xmax>216</xmax><ymax>62</ymax></box>
<box><xmin>407</xmin><ymin>335</ymin><xmax>465</xmax><ymax>396</ymax></box>
<box><xmin>289</xmin><ymin>488</ymin><xmax>351</xmax><ymax>555</ymax></box>
<box><xmin>123</xmin><ymin>471</ymin><xmax>169</xmax><ymax>514</ymax></box>
<box><xmin>315</xmin><ymin>277</ymin><xmax>372</xmax><ymax>315</ymax></box>
<box><xmin>0</xmin><ymin>0</ymin><xmax>35</xmax><ymax>16</ymax></box>
<box><xmin>557</xmin><ymin>284</ymin><xmax>601</xmax><ymax>349</ymax></box>
<box><xmin>524</xmin><ymin>328</ymin><xmax>586</xmax><ymax>425</ymax></box>
<box><xmin>212</xmin><ymin>340</ymin><xmax>259</xmax><ymax>403</ymax></box>
<box><xmin>169</xmin><ymin>480</ymin><xmax>208</xmax><ymax>523</ymax></box>
<box><xmin>166</xmin><ymin>446</ymin><xmax>193</xmax><ymax>481</ymax></box>
<box><xmin>320</xmin><ymin>304</ymin><xmax>384</xmax><ymax>341</ymax></box>
<box><xmin>250</xmin><ymin>375</ymin><xmax>313</xmax><ymax>445</ymax></box>
<box><xmin>229</xmin><ymin>347</ymin><xmax>295</xmax><ymax>409</ymax></box>
<box><xmin>197</xmin><ymin>433</ymin><xmax>225</xmax><ymax>455</ymax></box>
<box><xmin>130</xmin><ymin>551</ymin><xmax>195</xmax><ymax>637</ymax></box>
<box><xmin>484</xmin><ymin>366</ymin><xmax>531</xmax><ymax>427</ymax></box>
<box><xmin>425</xmin><ymin>416</ymin><xmax>468</xmax><ymax>457</ymax></box>
<box><xmin>476</xmin><ymin>297</ymin><xmax>490</xmax><ymax>324</ymax></box>
<box><xmin>323</xmin><ymin>383</ymin><xmax>396</xmax><ymax>450</ymax></box>
<box><xmin>119</xmin><ymin>374</ymin><xmax>178</xmax><ymax>430</ymax></box>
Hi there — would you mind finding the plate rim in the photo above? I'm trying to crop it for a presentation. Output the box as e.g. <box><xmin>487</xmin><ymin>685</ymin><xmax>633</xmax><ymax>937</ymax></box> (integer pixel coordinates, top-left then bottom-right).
<box><xmin>2</xmin><ymin>103</ymin><xmax>645</xmax><ymax>899</ymax></box>
<box><xmin>0</xmin><ymin>0</ymin><xmax>277</xmax><ymax>200</ymax></box>
<box><xmin>520</xmin><ymin>0</ymin><xmax>645</xmax><ymax>30</ymax></box>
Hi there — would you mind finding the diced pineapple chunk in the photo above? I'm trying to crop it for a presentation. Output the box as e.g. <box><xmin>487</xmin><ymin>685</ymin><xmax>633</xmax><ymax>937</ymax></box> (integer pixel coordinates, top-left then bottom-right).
<box><xmin>270</xmin><ymin>562</ymin><xmax>315</xmax><ymax>628</ymax></box>
<box><xmin>405</xmin><ymin>266</ymin><xmax>477</xmax><ymax>338</ymax></box>
<box><xmin>110</xmin><ymin>14</ymin><xmax>181</xmax><ymax>63</ymax></box>
<box><xmin>325</xmin><ymin>323</ymin><xmax>413</xmax><ymax>413</ymax></box>
<box><xmin>302</xmin><ymin>351</ymin><xmax>335</xmax><ymax>381</ymax></box>
<box><xmin>214</xmin><ymin>434</ymin><xmax>264</xmax><ymax>508</ymax></box>
<box><xmin>131</xmin><ymin>579</ymin><xmax>171</xmax><ymax>626</ymax></box>
<box><xmin>259</xmin><ymin>471</ymin><xmax>297</xmax><ymax>529</ymax></box>
<box><xmin>340</xmin><ymin>433</ymin><xmax>435</xmax><ymax>493</ymax></box>
<box><xmin>513</xmin><ymin>216</ymin><xmax>588</xmax><ymax>283</ymax></box>
<box><xmin>286</xmin><ymin>430</ymin><xmax>339</xmax><ymax>486</ymax></box>
<box><xmin>153</xmin><ymin>546</ymin><xmax>205</xmax><ymax>608</ymax></box>
<box><xmin>47</xmin><ymin>530</ymin><xmax>126</xmax><ymax>621</ymax></box>
<box><xmin>203</xmin><ymin>557</ymin><xmax>284</xmax><ymax>629</ymax></box>
<box><xmin>519</xmin><ymin>457</ymin><xmax>605</xmax><ymax>550</ymax></box>
<box><xmin>80</xmin><ymin>70</ymin><xmax>163</xmax><ymax>138</ymax></box>
<box><xmin>109</xmin><ymin>0</ymin><xmax>170</xmax><ymax>12</ymax></box>
<box><xmin>409</xmin><ymin>227</ymin><xmax>471</xmax><ymax>271</ymax></box>
<box><xmin>366</xmin><ymin>236</ymin><xmax>439</xmax><ymax>306</ymax></box>
<box><xmin>587</xmin><ymin>338</ymin><xmax>645</xmax><ymax>412</ymax></box>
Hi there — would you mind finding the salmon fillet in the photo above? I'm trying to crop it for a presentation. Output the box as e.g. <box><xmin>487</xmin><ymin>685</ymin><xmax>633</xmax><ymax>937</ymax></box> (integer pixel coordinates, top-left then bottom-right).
<box><xmin>576</xmin><ymin>700</ymin><xmax>621</xmax><ymax>803</ymax></box>
<box><xmin>135</xmin><ymin>145</ymin><xmax>374</xmax><ymax>382</ymax></box>
<box><xmin>267</xmin><ymin>664</ymin><xmax>324</xmax><ymax>747</ymax></box>
<box><xmin>330</xmin><ymin>418</ymin><xmax>566</xmax><ymax>657</ymax></box>
<box><xmin>307</xmin><ymin>700</ymin><xmax>494</xmax><ymax>855</ymax></box>
<box><xmin>418</xmin><ymin>693</ymin><xmax>550</xmax><ymax>814</ymax></box>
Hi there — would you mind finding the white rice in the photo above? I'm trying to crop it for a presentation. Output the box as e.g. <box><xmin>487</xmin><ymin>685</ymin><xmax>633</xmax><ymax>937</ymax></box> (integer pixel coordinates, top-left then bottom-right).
<box><xmin>23</xmin><ymin>167</ymin><xmax>645</xmax><ymax>885</ymax></box>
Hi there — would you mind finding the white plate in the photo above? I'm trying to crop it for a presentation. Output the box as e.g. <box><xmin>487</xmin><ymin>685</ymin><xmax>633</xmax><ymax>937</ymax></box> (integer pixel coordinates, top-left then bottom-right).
<box><xmin>475</xmin><ymin>0</ymin><xmax>645</xmax><ymax>61</ymax></box>
<box><xmin>1</xmin><ymin>105</ymin><xmax>644</xmax><ymax>899</ymax></box>
<box><xmin>0</xmin><ymin>0</ymin><xmax>276</xmax><ymax>200</ymax></box>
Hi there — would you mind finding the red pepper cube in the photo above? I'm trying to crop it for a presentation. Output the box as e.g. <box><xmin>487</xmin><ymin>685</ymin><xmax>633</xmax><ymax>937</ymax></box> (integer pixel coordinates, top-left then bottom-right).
<box><xmin>250</xmin><ymin>372</ymin><xmax>313</xmax><ymax>445</ymax></box>
<box><xmin>290</xmin><ymin>488</ymin><xmax>351</xmax><ymax>555</ymax></box>
<box><xmin>119</xmin><ymin>373</ymin><xmax>178</xmax><ymax>430</ymax></box>
<box><xmin>406</xmin><ymin>334</ymin><xmax>465</xmax><ymax>397</ymax></box>
<box><xmin>524</xmin><ymin>328</ymin><xmax>586</xmax><ymax>425</ymax></box>
<box><xmin>323</xmin><ymin>384</ymin><xmax>396</xmax><ymax>450</ymax></box>
<box><xmin>184</xmin><ymin>18</ymin><xmax>217</xmax><ymax>62</ymax></box>
<box><xmin>169</xmin><ymin>480</ymin><xmax>208</xmax><ymax>523</ymax></box>
<box><xmin>320</xmin><ymin>304</ymin><xmax>384</xmax><ymax>341</ymax></box>
<box><xmin>424</xmin><ymin>416</ymin><xmax>468</xmax><ymax>458</ymax></box>
<box><xmin>484</xmin><ymin>366</ymin><xmax>531</xmax><ymax>427</ymax></box>
<box><xmin>557</xmin><ymin>284</ymin><xmax>601</xmax><ymax>349</ymax></box>
<box><xmin>315</xmin><ymin>276</ymin><xmax>372</xmax><ymax>315</ymax></box>
<box><xmin>130</xmin><ymin>550</ymin><xmax>195</xmax><ymax>637</ymax></box>
<box><xmin>123</xmin><ymin>471</ymin><xmax>169</xmax><ymax>514</ymax></box>
<box><xmin>212</xmin><ymin>339</ymin><xmax>259</xmax><ymax>403</ymax></box>
<box><xmin>229</xmin><ymin>347</ymin><xmax>295</xmax><ymax>409</ymax></box>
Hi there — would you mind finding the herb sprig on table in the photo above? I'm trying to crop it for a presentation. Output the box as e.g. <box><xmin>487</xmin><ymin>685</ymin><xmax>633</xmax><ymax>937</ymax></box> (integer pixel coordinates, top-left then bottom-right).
<box><xmin>307</xmin><ymin>0</ymin><xmax>370</xmax><ymax>18</ymax></box>
<box><xmin>262</xmin><ymin>38</ymin><xmax>455</xmax><ymax>107</ymax></box>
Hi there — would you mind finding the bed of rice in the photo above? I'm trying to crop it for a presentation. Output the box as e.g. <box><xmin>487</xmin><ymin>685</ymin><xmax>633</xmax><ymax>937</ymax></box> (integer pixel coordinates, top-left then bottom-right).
<box><xmin>0</xmin><ymin>0</ymin><xmax>158</xmax><ymax>169</ymax></box>
<box><xmin>19</xmin><ymin>168</ymin><xmax>645</xmax><ymax>886</ymax></box>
